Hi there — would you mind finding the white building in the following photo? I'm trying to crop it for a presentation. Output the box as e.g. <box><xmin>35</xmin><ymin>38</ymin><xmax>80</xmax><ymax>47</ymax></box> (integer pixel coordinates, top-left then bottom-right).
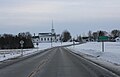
<box><xmin>32</xmin><ymin>33</ymin><xmax>60</xmax><ymax>43</ymax></box>
<box><xmin>115</xmin><ymin>37</ymin><xmax>120</xmax><ymax>42</ymax></box>
<box><xmin>32</xmin><ymin>21</ymin><xmax>61</xmax><ymax>43</ymax></box>
<box><xmin>38</xmin><ymin>33</ymin><xmax>60</xmax><ymax>43</ymax></box>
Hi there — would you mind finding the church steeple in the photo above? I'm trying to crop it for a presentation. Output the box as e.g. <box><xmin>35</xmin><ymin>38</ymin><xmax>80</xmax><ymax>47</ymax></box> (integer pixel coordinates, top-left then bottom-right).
<box><xmin>52</xmin><ymin>20</ymin><xmax>53</xmax><ymax>29</ymax></box>
<box><xmin>51</xmin><ymin>20</ymin><xmax>55</xmax><ymax>34</ymax></box>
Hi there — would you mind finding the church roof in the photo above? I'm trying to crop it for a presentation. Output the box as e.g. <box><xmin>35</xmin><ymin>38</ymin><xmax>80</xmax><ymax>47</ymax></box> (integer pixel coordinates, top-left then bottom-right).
<box><xmin>38</xmin><ymin>33</ymin><xmax>54</xmax><ymax>37</ymax></box>
<box><xmin>32</xmin><ymin>36</ymin><xmax>39</xmax><ymax>38</ymax></box>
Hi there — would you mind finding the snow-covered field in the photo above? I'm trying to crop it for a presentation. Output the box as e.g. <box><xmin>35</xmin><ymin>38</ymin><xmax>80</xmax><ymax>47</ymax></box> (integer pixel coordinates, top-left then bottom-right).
<box><xmin>68</xmin><ymin>42</ymin><xmax>120</xmax><ymax>65</ymax></box>
<box><xmin>0</xmin><ymin>42</ymin><xmax>73</xmax><ymax>62</ymax></box>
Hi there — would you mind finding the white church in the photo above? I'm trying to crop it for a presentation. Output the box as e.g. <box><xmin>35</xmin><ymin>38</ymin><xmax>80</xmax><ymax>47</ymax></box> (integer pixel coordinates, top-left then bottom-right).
<box><xmin>32</xmin><ymin>22</ymin><xmax>61</xmax><ymax>43</ymax></box>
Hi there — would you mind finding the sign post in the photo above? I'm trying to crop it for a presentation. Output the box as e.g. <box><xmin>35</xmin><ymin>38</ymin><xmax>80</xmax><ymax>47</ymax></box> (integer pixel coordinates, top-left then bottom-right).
<box><xmin>98</xmin><ymin>36</ymin><xmax>108</xmax><ymax>52</ymax></box>
<box><xmin>20</xmin><ymin>40</ymin><xmax>24</xmax><ymax>56</ymax></box>
<box><xmin>36</xmin><ymin>39</ymin><xmax>39</xmax><ymax>51</ymax></box>
<box><xmin>102</xmin><ymin>41</ymin><xmax>104</xmax><ymax>52</ymax></box>
<box><xmin>51</xmin><ymin>37</ymin><xmax>53</xmax><ymax>47</ymax></box>
<box><xmin>36</xmin><ymin>42</ymin><xmax>39</xmax><ymax>51</ymax></box>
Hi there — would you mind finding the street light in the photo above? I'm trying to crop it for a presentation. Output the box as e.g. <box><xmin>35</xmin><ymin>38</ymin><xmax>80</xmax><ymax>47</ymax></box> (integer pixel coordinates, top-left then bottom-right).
<box><xmin>20</xmin><ymin>40</ymin><xmax>24</xmax><ymax>56</ymax></box>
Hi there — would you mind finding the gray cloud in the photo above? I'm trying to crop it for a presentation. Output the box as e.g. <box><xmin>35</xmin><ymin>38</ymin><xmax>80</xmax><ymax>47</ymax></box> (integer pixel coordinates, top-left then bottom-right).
<box><xmin>0</xmin><ymin>0</ymin><xmax>120</xmax><ymax>35</ymax></box>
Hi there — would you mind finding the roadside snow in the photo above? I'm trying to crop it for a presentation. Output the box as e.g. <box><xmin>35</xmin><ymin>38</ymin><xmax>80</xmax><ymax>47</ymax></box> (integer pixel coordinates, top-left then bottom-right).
<box><xmin>0</xmin><ymin>49</ymin><xmax>38</xmax><ymax>61</ymax></box>
<box><xmin>0</xmin><ymin>42</ymin><xmax>73</xmax><ymax>62</ymax></box>
<box><xmin>68</xmin><ymin>42</ymin><xmax>120</xmax><ymax>65</ymax></box>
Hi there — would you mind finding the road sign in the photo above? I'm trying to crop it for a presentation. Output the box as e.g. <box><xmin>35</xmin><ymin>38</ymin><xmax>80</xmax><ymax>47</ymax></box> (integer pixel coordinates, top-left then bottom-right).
<box><xmin>20</xmin><ymin>40</ymin><xmax>24</xmax><ymax>47</ymax></box>
<box><xmin>98</xmin><ymin>36</ymin><xmax>108</xmax><ymax>41</ymax></box>
<box><xmin>98</xmin><ymin>36</ymin><xmax>108</xmax><ymax>52</ymax></box>
<box><xmin>20</xmin><ymin>40</ymin><xmax>24</xmax><ymax>45</ymax></box>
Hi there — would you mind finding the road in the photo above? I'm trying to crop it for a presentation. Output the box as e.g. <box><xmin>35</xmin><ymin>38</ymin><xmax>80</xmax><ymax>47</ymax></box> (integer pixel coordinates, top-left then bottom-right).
<box><xmin>0</xmin><ymin>47</ymin><xmax>119</xmax><ymax>77</ymax></box>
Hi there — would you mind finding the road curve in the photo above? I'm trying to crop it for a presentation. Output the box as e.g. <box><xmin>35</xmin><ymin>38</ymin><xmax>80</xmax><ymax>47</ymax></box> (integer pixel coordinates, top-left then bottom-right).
<box><xmin>0</xmin><ymin>47</ymin><xmax>119</xmax><ymax>77</ymax></box>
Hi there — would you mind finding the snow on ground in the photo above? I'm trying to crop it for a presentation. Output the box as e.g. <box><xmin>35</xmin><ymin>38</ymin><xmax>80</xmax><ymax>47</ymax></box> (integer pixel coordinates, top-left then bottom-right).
<box><xmin>53</xmin><ymin>42</ymin><xmax>73</xmax><ymax>47</ymax></box>
<box><xmin>0</xmin><ymin>42</ymin><xmax>73</xmax><ymax>62</ymax></box>
<box><xmin>0</xmin><ymin>49</ymin><xmax>38</xmax><ymax>61</ymax></box>
<box><xmin>68</xmin><ymin>42</ymin><xmax>120</xmax><ymax>65</ymax></box>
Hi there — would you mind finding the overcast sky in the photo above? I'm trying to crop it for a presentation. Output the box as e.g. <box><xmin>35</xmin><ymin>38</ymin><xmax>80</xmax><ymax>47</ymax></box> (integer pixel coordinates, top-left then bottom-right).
<box><xmin>0</xmin><ymin>0</ymin><xmax>120</xmax><ymax>36</ymax></box>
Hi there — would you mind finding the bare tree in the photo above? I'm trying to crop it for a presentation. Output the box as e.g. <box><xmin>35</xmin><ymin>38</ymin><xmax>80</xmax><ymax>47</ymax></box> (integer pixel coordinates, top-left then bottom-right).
<box><xmin>88</xmin><ymin>30</ymin><xmax>93</xmax><ymax>41</ymax></box>
<box><xmin>61</xmin><ymin>30</ymin><xmax>71</xmax><ymax>42</ymax></box>
<box><xmin>111</xmin><ymin>30</ymin><xmax>120</xmax><ymax>38</ymax></box>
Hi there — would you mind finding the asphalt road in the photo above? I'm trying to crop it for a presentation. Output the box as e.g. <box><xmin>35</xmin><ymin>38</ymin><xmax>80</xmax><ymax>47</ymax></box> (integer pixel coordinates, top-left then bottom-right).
<box><xmin>0</xmin><ymin>47</ymin><xmax>119</xmax><ymax>77</ymax></box>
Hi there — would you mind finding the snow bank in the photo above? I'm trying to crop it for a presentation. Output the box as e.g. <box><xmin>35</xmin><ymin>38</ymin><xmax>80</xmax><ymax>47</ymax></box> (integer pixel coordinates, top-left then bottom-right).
<box><xmin>0</xmin><ymin>42</ymin><xmax>73</xmax><ymax>62</ymax></box>
<box><xmin>68</xmin><ymin>42</ymin><xmax>120</xmax><ymax>65</ymax></box>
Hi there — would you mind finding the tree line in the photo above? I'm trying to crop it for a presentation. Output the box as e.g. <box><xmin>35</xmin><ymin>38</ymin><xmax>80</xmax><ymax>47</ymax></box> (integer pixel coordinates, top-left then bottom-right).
<box><xmin>0</xmin><ymin>32</ymin><xmax>34</xmax><ymax>49</ymax></box>
<box><xmin>59</xmin><ymin>29</ymin><xmax>120</xmax><ymax>42</ymax></box>
<box><xmin>77</xmin><ymin>29</ymin><xmax>120</xmax><ymax>42</ymax></box>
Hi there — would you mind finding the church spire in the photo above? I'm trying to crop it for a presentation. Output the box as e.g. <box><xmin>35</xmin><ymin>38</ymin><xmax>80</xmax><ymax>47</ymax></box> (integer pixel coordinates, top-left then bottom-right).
<box><xmin>52</xmin><ymin>20</ymin><xmax>53</xmax><ymax>29</ymax></box>
<box><xmin>51</xmin><ymin>20</ymin><xmax>55</xmax><ymax>34</ymax></box>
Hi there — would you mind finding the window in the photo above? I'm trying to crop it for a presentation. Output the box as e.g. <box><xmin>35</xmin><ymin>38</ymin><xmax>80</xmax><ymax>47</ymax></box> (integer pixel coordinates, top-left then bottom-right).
<box><xmin>51</xmin><ymin>38</ymin><xmax>52</xmax><ymax>41</ymax></box>
<box><xmin>41</xmin><ymin>38</ymin><xmax>43</xmax><ymax>41</ymax></box>
<box><xmin>44</xmin><ymin>38</ymin><xmax>46</xmax><ymax>41</ymax></box>
<box><xmin>47</xmin><ymin>38</ymin><xmax>49</xmax><ymax>41</ymax></box>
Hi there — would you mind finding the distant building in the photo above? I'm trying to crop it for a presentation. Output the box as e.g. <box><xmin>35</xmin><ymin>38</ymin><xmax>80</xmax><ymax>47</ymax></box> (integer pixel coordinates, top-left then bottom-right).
<box><xmin>37</xmin><ymin>33</ymin><xmax>60</xmax><ymax>43</ymax></box>
<box><xmin>32</xmin><ymin>36</ymin><xmax>39</xmax><ymax>43</ymax></box>
<box><xmin>82</xmin><ymin>37</ymin><xmax>95</xmax><ymax>42</ymax></box>
<box><xmin>32</xmin><ymin>21</ymin><xmax>60</xmax><ymax>43</ymax></box>
<box><xmin>115</xmin><ymin>37</ymin><xmax>120</xmax><ymax>42</ymax></box>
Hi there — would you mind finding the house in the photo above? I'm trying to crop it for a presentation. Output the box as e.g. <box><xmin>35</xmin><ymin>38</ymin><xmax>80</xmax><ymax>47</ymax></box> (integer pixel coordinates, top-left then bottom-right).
<box><xmin>115</xmin><ymin>37</ymin><xmax>120</xmax><ymax>42</ymax></box>
<box><xmin>82</xmin><ymin>37</ymin><xmax>89</xmax><ymax>42</ymax></box>
<box><xmin>32</xmin><ymin>36</ymin><xmax>39</xmax><ymax>43</ymax></box>
<box><xmin>82</xmin><ymin>37</ymin><xmax>95</xmax><ymax>42</ymax></box>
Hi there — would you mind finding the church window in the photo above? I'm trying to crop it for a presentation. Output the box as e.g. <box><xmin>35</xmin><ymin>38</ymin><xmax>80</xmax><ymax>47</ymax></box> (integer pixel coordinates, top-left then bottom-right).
<box><xmin>44</xmin><ymin>38</ymin><xmax>46</xmax><ymax>41</ymax></box>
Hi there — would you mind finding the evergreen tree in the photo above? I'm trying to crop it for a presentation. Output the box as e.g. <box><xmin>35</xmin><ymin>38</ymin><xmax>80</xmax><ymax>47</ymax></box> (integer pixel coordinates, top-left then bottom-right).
<box><xmin>0</xmin><ymin>32</ymin><xmax>34</xmax><ymax>49</ymax></box>
<box><xmin>98</xmin><ymin>31</ymin><xmax>106</xmax><ymax>36</ymax></box>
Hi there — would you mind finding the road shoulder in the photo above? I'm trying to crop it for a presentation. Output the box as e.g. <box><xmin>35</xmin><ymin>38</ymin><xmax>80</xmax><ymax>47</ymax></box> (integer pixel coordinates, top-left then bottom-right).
<box><xmin>65</xmin><ymin>48</ymin><xmax>120</xmax><ymax>76</ymax></box>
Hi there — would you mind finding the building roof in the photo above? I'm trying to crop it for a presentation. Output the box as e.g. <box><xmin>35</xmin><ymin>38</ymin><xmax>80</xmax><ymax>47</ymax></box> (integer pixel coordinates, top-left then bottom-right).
<box><xmin>82</xmin><ymin>37</ymin><xmax>89</xmax><ymax>39</ymax></box>
<box><xmin>56</xmin><ymin>34</ymin><xmax>60</xmax><ymax>36</ymax></box>
<box><xmin>39</xmin><ymin>33</ymin><xmax>52</xmax><ymax>36</ymax></box>
<box><xmin>115</xmin><ymin>37</ymin><xmax>120</xmax><ymax>39</ymax></box>
<box><xmin>32</xmin><ymin>36</ymin><xmax>39</xmax><ymax>38</ymax></box>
